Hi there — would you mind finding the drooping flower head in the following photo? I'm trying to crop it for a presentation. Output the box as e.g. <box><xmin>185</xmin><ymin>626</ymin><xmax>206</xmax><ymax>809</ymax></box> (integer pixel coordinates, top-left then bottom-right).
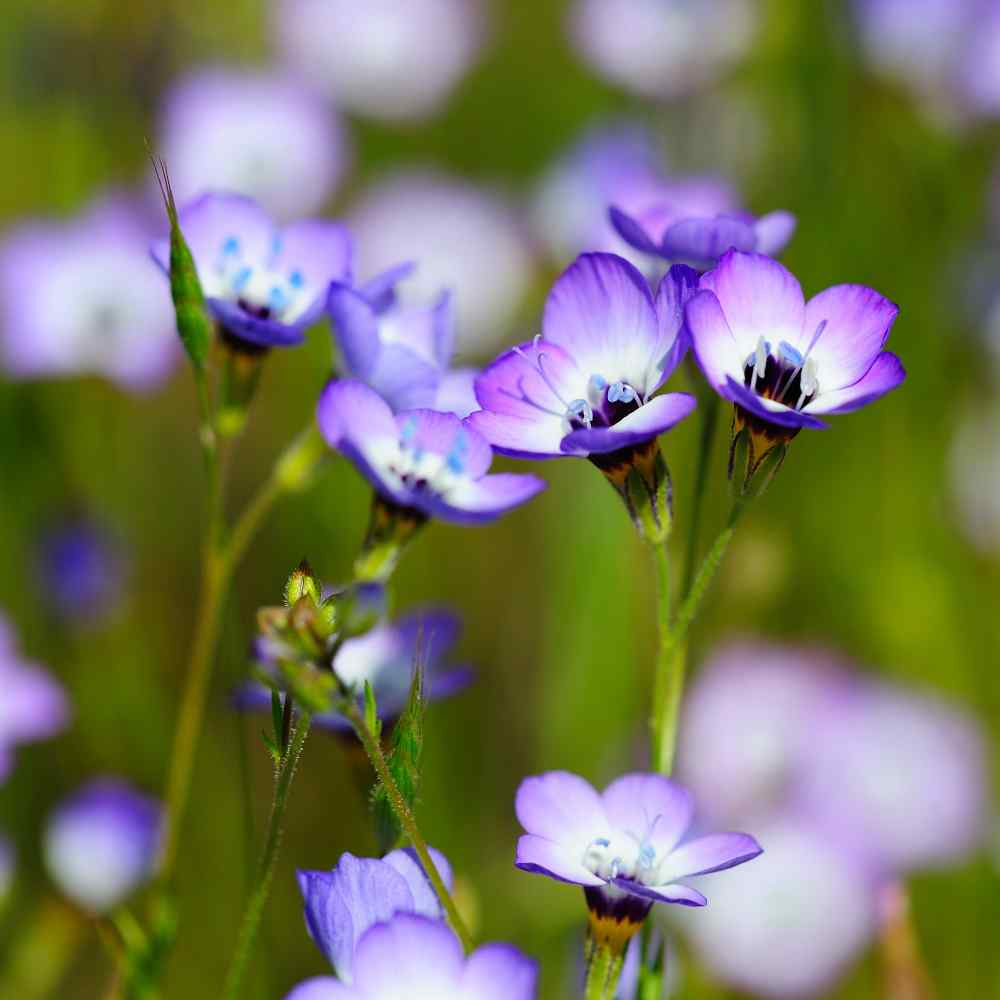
<box><xmin>285</xmin><ymin>913</ymin><xmax>538</xmax><ymax>1000</ymax></box>
<box><xmin>0</xmin><ymin>194</ymin><xmax>179</xmax><ymax>390</ymax></box>
<box><xmin>151</xmin><ymin>193</ymin><xmax>351</xmax><ymax>350</ymax></box>
<box><xmin>685</xmin><ymin>250</ymin><xmax>905</xmax><ymax>486</ymax></box>
<box><xmin>158</xmin><ymin>67</ymin><xmax>348</xmax><ymax>220</ymax></box>
<box><xmin>296</xmin><ymin>848</ymin><xmax>453</xmax><ymax>982</ymax></box>
<box><xmin>44</xmin><ymin>778</ymin><xmax>162</xmax><ymax>913</ymax></box>
<box><xmin>328</xmin><ymin>263</ymin><xmax>477</xmax><ymax>416</ymax></box>
<box><xmin>275</xmin><ymin>0</ymin><xmax>487</xmax><ymax>122</ymax></box>
<box><xmin>0</xmin><ymin>617</ymin><xmax>69</xmax><ymax>782</ymax></box>
<box><xmin>515</xmin><ymin>771</ymin><xmax>762</xmax><ymax>953</ymax></box>
<box><xmin>235</xmin><ymin>606</ymin><xmax>472</xmax><ymax>732</ymax></box>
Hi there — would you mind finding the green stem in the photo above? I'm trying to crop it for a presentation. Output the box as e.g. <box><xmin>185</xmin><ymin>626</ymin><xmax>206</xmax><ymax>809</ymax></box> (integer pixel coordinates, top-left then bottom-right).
<box><xmin>584</xmin><ymin>941</ymin><xmax>624</xmax><ymax>1000</ymax></box>
<box><xmin>344</xmin><ymin>700</ymin><xmax>473</xmax><ymax>953</ymax></box>
<box><xmin>649</xmin><ymin>543</ymin><xmax>673</xmax><ymax>773</ymax></box>
<box><xmin>222</xmin><ymin>715</ymin><xmax>312</xmax><ymax>1000</ymax></box>
<box><xmin>682</xmin><ymin>393</ymin><xmax>719</xmax><ymax>597</ymax></box>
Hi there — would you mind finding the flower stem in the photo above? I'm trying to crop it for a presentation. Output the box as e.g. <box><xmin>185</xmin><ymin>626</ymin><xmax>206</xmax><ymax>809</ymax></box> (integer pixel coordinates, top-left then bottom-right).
<box><xmin>222</xmin><ymin>714</ymin><xmax>312</xmax><ymax>1000</ymax></box>
<box><xmin>584</xmin><ymin>939</ymin><xmax>624</xmax><ymax>1000</ymax></box>
<box><xmin>649</xmin><ymin>542</ymin><xmax>674</xmax><ymax>773</ymax></box>
<box><xmin>879</xmin><ymin>882</ymin><xmax>936</xmax><ymax>1000</ymax></box>
<box><xmin>343</xmin><ymin>699</ymin><xmax>473</xmax><ymax>953</ymax></box>
<box><xmin>682</xmin><ymin>393</ymin><xmax>719</xmax><ymax>598</ymax></box>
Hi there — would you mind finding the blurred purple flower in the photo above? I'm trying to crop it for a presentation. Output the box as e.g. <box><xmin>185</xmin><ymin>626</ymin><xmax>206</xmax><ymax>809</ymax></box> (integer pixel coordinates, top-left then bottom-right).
<box><xmin>328</xmin><ymin>263</ymin><xmax>478</xmax><ymax>416</ymax></box>
<box><xmin>275</xmin><ymin>0</ymin><xmax>487</xmax><ymax>122</ymax></box>
<box><xmin>235</xmin><ymin>607</ymin><xmax>472</xmax><ymax>732</ymax></box>
<box><xmin>348</xmin><ymin>171</ymin><xmax>534</xmax><ymax>353</ymax></box>
<box><xmin>0</xmin><ymin>617</ymin><xmax>69</xmax><ymax>783</ymax></box>
<box><xmin>515</xmin><ymin>770</ymin><xmax>761</xmax><ymax>941</ymax></box>
<box><xmin>317</xmin><ymin>380</ymin><xmax>545</xmax><ymax>523</ymax></box>
<box><xmin>687</xmin><ymin>249</ymin><xmax>905</xmax><ymax>433</ymax></box>
<box><xmin>44</xmin><ymin>778</ymin><xmax>162</xmax><ymax>913</ymax></box>
<box><xmin>569</xmin><ymin>0</ymin><xmax>757</xmax><ymax>99</ymax></box>
<box><xmin>284</xmin><ymin>913</ymin><xmax>537</xmax><ymax>1000</ymax></box>
<box><xmin>469</xmin><ymin>254</ymin><xmax>697</xmax><ymax>459</ymax></box>
<box><xmin>0</xmin><ymin>194</ymin><xmax>179</xmax><ymax>390</ymax></box>
<box><xmin>297</xmin><ymin>848</ymin><xmax>452</xmax><ymax>981</ymax></box>
<box><xmin>151</xmin><ymin>193</ymin><xmax>351</xmax><ymax>349</ymax></box>
<box><xmin>158</xmin><ymin>68</ymin><xmax>349</xmax><ymax>220</ymax></box>
<box><xmin>37</xmin><ymin>517</ymin><xmax>125</xmax><ymax>624</ymax></box>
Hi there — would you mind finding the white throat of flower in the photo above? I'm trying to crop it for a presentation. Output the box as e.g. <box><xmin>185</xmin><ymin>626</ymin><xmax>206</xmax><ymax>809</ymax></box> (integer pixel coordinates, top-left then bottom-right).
<box><xmin>581</xmin><ymin>818</ymin><xmax>666</xmax><ymax>887</ymax></box>
<box><xmin>746</xmin><ymin>319</ymin><xmax>826</xmax><ymax>411</ymax></box>
<box><xmin>214</xmin><ymin>235</ymin><xmax>308</xmax><ymax>322</ymax></box>
<box><xmin>378</xmin><ymin>418</ymin><xmax>470</xmax><ymax>499</ymax></box>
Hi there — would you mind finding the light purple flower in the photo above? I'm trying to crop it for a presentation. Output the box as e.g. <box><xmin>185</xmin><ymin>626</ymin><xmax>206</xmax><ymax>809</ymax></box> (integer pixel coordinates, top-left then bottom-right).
<box><xmin>0</xmin><ymin>194</ymin><xmax>179</xmax><ymax>390</ymax></box>
<box><xmin>285</xmin><ymin>913</ymin><xmax>537</xmax><ymax>1000</ymax></box>
<box><xmin>317</xmin><ymin>380</ymin><xmax>545</xmax><ymax>524</ymax></box>
<box><xmin>610</xmin><ymin>181</ymin><xmax>795</xmax><ymax>269</ymax></box>
<box><xmin>235</xmin><ymin>607</ymin><xmax>472</xmax><ymax>732</ymax></box>
<box><xmin>328</xmin><ymin>264</ymin><xmax>478</xmax><ymax>416</ymax></box>
<box><xmin>44</xmin><ymin>778</ymin><xmax>162</xmax><ymax>913</ymax></box>
<box><xmin>569</xmin><ymin>0</ymin><xmax>757</xmax><ymax>99</ymax></box>
<box><xmin>297</xmin><ymin>848</ymin><xmax>452</xmax><ymax>982</ymax></box>
<box><xmin>151</xmin><ymin>192</ymin><xmax>351</xmax><ymax>349</ymax></box>
<box><xmin>0</xmin><ymin>618</ymin><xmax>69</xmax><ymax>782</ymax></box>
<box><xmin>686</xmin><ymin>249</ymin><xmax>905</xmax><ymax>433</ymax></box>
<box><xmin>158</xmin><ymin>68</ymin><xmax>348</xmax><ymax>220</ymax></box>
<box><xmin>957</xmin><ymin>3</ymin><xmax>1000</xmax><ymax>117</ymax></box>
<box><xmin>673</xmin><ymin>813</ymin><xmax>879</xmax><ymax>999</ymax></box>
<box><xmin>348</xmin><ymin>171</ymin><xmax>534</xmax><ymax>353</ymax></box>
<box><xmin>275</xmin><ymin>0</ymin><xmax>487</xmax><ymax>122</ymax></box>
<box><xmin>515</xmin><ymin>770</ymin><xmax>762</xmax><ymax>932</ymax></box>
<box><xmin>469</xmin><ymin>254</ymin><xmax>697</xmax><ymax>460</ymax></box>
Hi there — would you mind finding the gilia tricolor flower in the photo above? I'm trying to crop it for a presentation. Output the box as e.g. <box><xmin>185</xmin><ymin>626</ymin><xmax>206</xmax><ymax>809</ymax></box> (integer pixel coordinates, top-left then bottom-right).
<box><xmin>515</xmin><ymin>771</ymin><xmax>761</xmax><ymax>953</ymax></box>
<box><xmin>686</xmin><ymin>250</ymin><xmax>905</xmax><ymax>488</ymax></box>
<box><xmin>469</xmin><ymin>253</ymin><xmax>696</xmax><ymax>539</ymax></box>
<box><xmin>151</xmin><ymin>192</ymin><xmax>351</xmax><ymax>350</ymax></box>
<box><xmin>285</xmin><ymin>913</ymin><xmax>537</xmax><ymax>1000</ymax></box>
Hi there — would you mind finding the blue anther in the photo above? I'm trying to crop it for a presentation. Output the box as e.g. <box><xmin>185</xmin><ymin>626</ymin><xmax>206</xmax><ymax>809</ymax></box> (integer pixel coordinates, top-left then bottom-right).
<box><xmin>221</xmin><ymin>236</ymin><xmax>240</xmax><ymax>255</ymax></box>
<box><xmin>231</xmin><ymin>266</ymin><xmax>252</xmax><ymax>292</ymax></box>
<box><xmin>288</xmin><ymin>269</ymin><xmax>304</xmax><ymax>288</ymax></box>
<box><xmin>778</xmin><ymin>341</ymin><xmax>803</xmax><ymax>366</ymax></box>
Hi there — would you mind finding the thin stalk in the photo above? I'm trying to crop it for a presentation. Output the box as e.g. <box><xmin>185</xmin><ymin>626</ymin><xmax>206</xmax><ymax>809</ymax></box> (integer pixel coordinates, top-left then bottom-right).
<box><xmin>343</xmin><ymin>700</ymin><xmax>473</xmax><ymax>953</ymax></box>
<box><xmin>584</xmin><ymin>942</ymin><xmax>624</xmax><ymax>1000</ymax></box>
<box><xmin>222</xmin><ymin>715</ymin><xmax>312</xmax><ymax>1000</ymax></box>
<box><xmin>682</xmin><ymin>393</ymin><xmax>719</xmax><ymax>597</ymax></box>
<box><xmin>648</xmin><ymin>543</ymin><xmax>673</xmax><ymax>773</ymax></box>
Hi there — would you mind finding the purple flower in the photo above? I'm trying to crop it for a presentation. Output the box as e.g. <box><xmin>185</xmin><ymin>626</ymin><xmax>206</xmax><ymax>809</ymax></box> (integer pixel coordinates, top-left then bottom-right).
<box><xmin>686</xmin><ymin>249</ymin><xmax>905</xmax><ymax>434</ymax></box>
<box><xmin>0</xmin><ymin>194</ymin><xmax>179</xmax><ymax>390</ymax></box>
<box><xmin>0</xmin><ymin>618</ymin><xmax>69</xmax><ymax>782</ymax></box>
<box><xmin>275</xmin><ymin>0</ymin><xmax>487</xmax><ymax>122</ymax></box>
<box><xmin>158</xmin><ymin>68</ymin><xmax>348</xmax><ymax>220</ymax></box>
<box><xmin>610</xmin><ymin>180</ymin><xmax>795</xmax><ymax>270</ymax></box>
<box><xmin>317</xmin><ymin>380</ymin><xmax>545</xmax><ymax>524</ymax></box>
<box><xmin>44</xmin><ymin>778</ymin><xmax>162</xmax><ymax>913</ymax></box>
<box><xmin>328</xmin><ymin>264</ymin><xmax>478</xmax><ymax>416</ymax></box>
<box><xmin>285</xmin><ymin>913</ymin><xmax>537</xmax><ymax>1000</ymax></box>
<box><xmin>515</xmin><ymin>770</ymin><xmax>762</xmax><ymax>947</ymax></box>
<box><xmin>469</xmin><ymin>254</ymin><xmax>697</xmax><ymax>460</ymax></box>
<box><xmin>235</xmin><ymin>607</ymin><xmax>472</xmax><ymax>732</ymax></box>
<box><xmin>348</xmin><ymin>171</ymin><xmax>534</xmax><ymax>353</ymax></box>
<box><xmin>297</xmin><ymin>848</ymin><xmax>452</xmax><ymax>981</ymax></box>
<box><xmin>568</xmin><ymin>0</ymin><xmax>758</xmax><ymax>99</ymax></box>
<box><xmin>151</xmin><ymin>193</ymin><xmax>352</xmax><ymax>349</ymax></box>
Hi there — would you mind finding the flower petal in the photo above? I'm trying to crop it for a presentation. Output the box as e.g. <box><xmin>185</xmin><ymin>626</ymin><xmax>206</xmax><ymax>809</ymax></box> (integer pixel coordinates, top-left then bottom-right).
<box><xmin>660</xmin><ymin>215</ymin><xmax>757</xmax><ymax>266</ymax></box>
<box><xmin>515</xmin><ymin>771</ymin><xmax>607</xmax><ymax>849</ymax></box>
<box><xmin>515</xmin><ymin>833</ymin><xmax>604</xmax><ymax>887</ymax></box>
<box><xmin>542</xmin><ymin>252</ymin><xmax>660</xmax><ymax>393</ymax></box>
<box><xmin>655</xmin><ymin>833</ymin><xmax>763</xmax><ymax>884</ymax></box>
<box><xmin>700</xmin><ymin>250</ymin><xmax>805</xmax><ymax>360</ymax></box>
<box><xmin>802</xmin><ymin>284</ymin><xmax>900</xmax><ymax>389</ymax></box>
<box><xmin>207</xmin><ymin>298</ymin><xmax>307</xmax><ymax>347</ymax></box>
<box><xmin>462</xmin><ymin>943</ymin><xmax>539</xmax><ymax>1000</ymax></box>
<box><xmin>753</xmin><ymin>210</ymin><xmax>796</xmax><ymax>256</ymax></box>
<box><xmin>601</xmin><ymin>774</ymin><xmax>694</xmax><ymax>855</ymax></box>
<box><xmin>328</xmin><ymin>282</ymin><xmax>380</xmax><ymax>379</ymax></box>
<box><xmin>427</xmin><ymin>473</ymin><xmax>546</xmax><ymax>524</ymax></box>
<box><xmin>277</xmin><ymin>219</ymin><xmax>352</xmax><ymax>296</ymax></box>
<box><xmin>559</xmin><ymin>393</ymin><xmax>696</xmax><ymax>455</ymax></box>
<box><xmin>395</xmin><ymin>409</ymin><xmax>492</xmax><ymax>476</ymax></box>
<box><xmin>382</xmin><ymin>846</ymin><xmax>453</xmax><ymax>918</ymax></box>
<box><xmin>649</xmin><ymin>264</ymin><xmax>700</xmax><ymax>389</ymax></box>
<box><xmin>805</xmin><ymin>351</ymin><xmax>906</xmax><ymax>415</ymax></box>
<box><xmin>434</xmin><ymin>368</ymin><xmax>479</xmax><ymax>418</ymax></box>
<box><xmin>283</xmin><ymin>977</ymin><xmax>352</xmax><ymax>1000</ymax></box>
<box><xmin>723</xmin><ymin>377</ymin><xmax>827</xmax><ymax>430</ymax></box>
<box><xmin>352</xmin><ymin>914</ymin><xmax>463</xmax><ymax>995</ymax></box>
<box><xmin>359</xmin><ymin>260</ymin><xmax>416</xmax><ymax>312</ymax></box>
<box><xmin>609</xmin><ymin>205</ymin><xmax>662</xmax><ymax>255</ymax></box>
<box><xmin>317</xmin><ymin>379</ymin><xmax>397</xmax><ymax>450</ymax></box>
<box><xmin>611</xmin><ymin>877</ymin><xmax>707</xmax><ymax>907</ymax></box>
<box><xmin>686</xmin><ymin>290</ymin><xmax>744</xmax><ymax>390</ymax></box>
<box><xmin>365</xmin><ymin>344</ymin><xmax>441</xmax><ymax>411</ymax></box>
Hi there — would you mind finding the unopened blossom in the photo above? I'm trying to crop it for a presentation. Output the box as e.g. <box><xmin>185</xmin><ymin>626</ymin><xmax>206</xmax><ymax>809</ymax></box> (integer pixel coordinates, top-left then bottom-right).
<box><xmin>0</xmin><ymin>194</ymin><xmax>178</xmax><ymax>390</ymax></box>
<box><xmin>158</xmin><ymin>68</ymin><xmax>348</xmax><ymax>220</ymax></box>
<box><xmin>275</xmin><ymin>0</ymin><xmax>487</xmax><ymax>122</ymax></box>
<box><xmin>328</xmin><ymin>263</ymin><xmax>477</xmax><ymax>416</ymax></box>
<box><xmin>569</xmin><ymin>0</ymin><xmax>757</xmax><ymax>100</ymax></box>
<box><xmin>285</xmin><ymin>913</ymin><xmax>537</xmax><ymax>1000</ymax></box>
<box><xmin>0</xmin><ymin>618</ymin><xmax>69</xmax><ymax>782</ymax></box>
<box><xmin>44</xmin><ymin>779</ymin><xmax>162</xmax><ymax>913</ymax></box>
<box><xmin>515</xmin><ymin>771</ymin><xmax>761</xmax><ymax>951</ymax></box>
<box><xmin>297</xmin><ymin>848</ymin><xmax>452</xmax><ymax>982</ymax></box>
<box><xmin>151</xmin><ymin>193</ymin><xmax>351</xmax><ymax>350</ymax></box>
<box><xmin>234</xmin><ymin>607</ymin><xmax>472</xmax><ymax>731</ymax></box>
<box><xmin>348</xmin><ymin>171</ymin><xmax>534</xmax><ymax>353</ymax></box>
<box><xmin>317</xmin><ymin>380</ymin><xmax>545</xmax><ymax>525</ymax></box>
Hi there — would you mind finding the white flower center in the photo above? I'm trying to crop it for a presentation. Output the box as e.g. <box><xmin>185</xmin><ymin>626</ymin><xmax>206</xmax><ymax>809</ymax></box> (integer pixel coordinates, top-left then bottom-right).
<box><xmin>214</xmin><ymin>235</ymin><xmax>308</xmax><ymax>322</ymax></box>
<box><xmin>581</xmin><ymin>821</ymin><xmax>664</xmax><ymax>886</ymax></box>
<box><xmin>378</xmin><ymin>418</ymin><xmax>469</xmax><ymax>499</ymax></box>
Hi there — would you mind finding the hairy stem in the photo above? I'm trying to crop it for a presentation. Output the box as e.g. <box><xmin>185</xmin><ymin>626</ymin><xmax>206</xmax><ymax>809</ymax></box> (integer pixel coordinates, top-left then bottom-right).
<box><xmin>649</xmin><ymin>543</ymin><xmax>674</xmax><ymax>773</ymax></box>
<box><xmin>344</xmin><ymin>700</ymin><xmax>473</xmax><ymax>953</ymax></box>
<box><xmin>222</xmin><ymin>715</ymin><xmax>312</xmax><ymax>1000</ymax></box>
<box><xmin>584</xmin><ymin>940</ymin><xmax>624</xmax><ymax>1000</ymax></box>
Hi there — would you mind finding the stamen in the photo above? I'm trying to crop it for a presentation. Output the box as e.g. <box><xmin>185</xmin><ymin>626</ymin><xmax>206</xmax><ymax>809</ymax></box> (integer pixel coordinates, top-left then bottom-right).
<box><xmin>512</xmin><ymin>338</ymin><xmax>572</xmax><ymax>410</ymax></box>
<box><xmin>796</xmin><ymin>357</ymin><xmax>819</xmax><ymax>410</ymax></box>
<box><xmin>566</xmin><ymin>398</ymin><xmax>593</xmax><ymax>427</ymax></box>
<box><xmin>444</xmin><ymin>430</ymin><xmax>468</xmax><ymax>475</ymax></box>
<box><xmin>607</xmin><ymin>381</ymin><xmax>637</xmax><ymax>405</ymax></box>
<box><xmin>777</xmin><ymin>320</ymin><xmax>827</xmax><ymax>406</ymax></box>
<box><xmin>750</xmin><ymin>337</ymin><xmax>769</xmax><ymax>393</ymax></box>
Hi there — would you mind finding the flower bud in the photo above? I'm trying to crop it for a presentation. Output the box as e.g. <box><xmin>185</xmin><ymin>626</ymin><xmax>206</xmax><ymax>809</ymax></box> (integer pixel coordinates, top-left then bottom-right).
<box><xmin>354</xmin><ymin>495</ymin><xmax>427</xmax><ymax>583</ymax></box>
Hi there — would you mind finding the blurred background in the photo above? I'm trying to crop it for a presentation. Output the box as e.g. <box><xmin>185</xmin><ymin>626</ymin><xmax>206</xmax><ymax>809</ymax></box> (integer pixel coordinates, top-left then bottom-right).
<box><xmin>0</xmin><ymin>0</ymin><xmax>998</xmax><ymax>997</ymax></box>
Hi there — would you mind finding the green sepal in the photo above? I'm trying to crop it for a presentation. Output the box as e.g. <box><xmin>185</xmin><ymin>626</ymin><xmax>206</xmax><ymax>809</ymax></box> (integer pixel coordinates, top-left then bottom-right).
<box><xmin>261</xmin><ymin>729</ymin><xmax>283</xmax><ymax>766</ymax></box>
<box><xmin>284</xmin><ymin>559</ymin><xmax>322</xmax><ymax>607</ymax></box>
<box><xmin>591</xmin><ymin>438</ymin><xmax>673</xmax><ymax>545</ymax></box>
<box><xmin>363</xmin><ymin>680</ymin><xmax>381</xmax><ymax>743</ymax></box>
<box><xmin>354</xmin><ymin>495</ymin><xmax>426</xmax><ymax>583</ymax></box>
<box><xmin>216</xmin><ymin>345</ymin><xmax>266</xmax><ymax>438</ymax></box>
<box><xmin>270</xmin><ymin>691</ymin><xmax>284</xmax><ymax>745</ymax></box>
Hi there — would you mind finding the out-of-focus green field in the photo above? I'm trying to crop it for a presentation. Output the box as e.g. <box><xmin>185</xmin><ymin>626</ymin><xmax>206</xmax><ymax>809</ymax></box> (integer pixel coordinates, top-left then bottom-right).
<box><xmin>0</xmin><ymin>1</ymin><xmax>997</xmax><ymax>997</ymax></box>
